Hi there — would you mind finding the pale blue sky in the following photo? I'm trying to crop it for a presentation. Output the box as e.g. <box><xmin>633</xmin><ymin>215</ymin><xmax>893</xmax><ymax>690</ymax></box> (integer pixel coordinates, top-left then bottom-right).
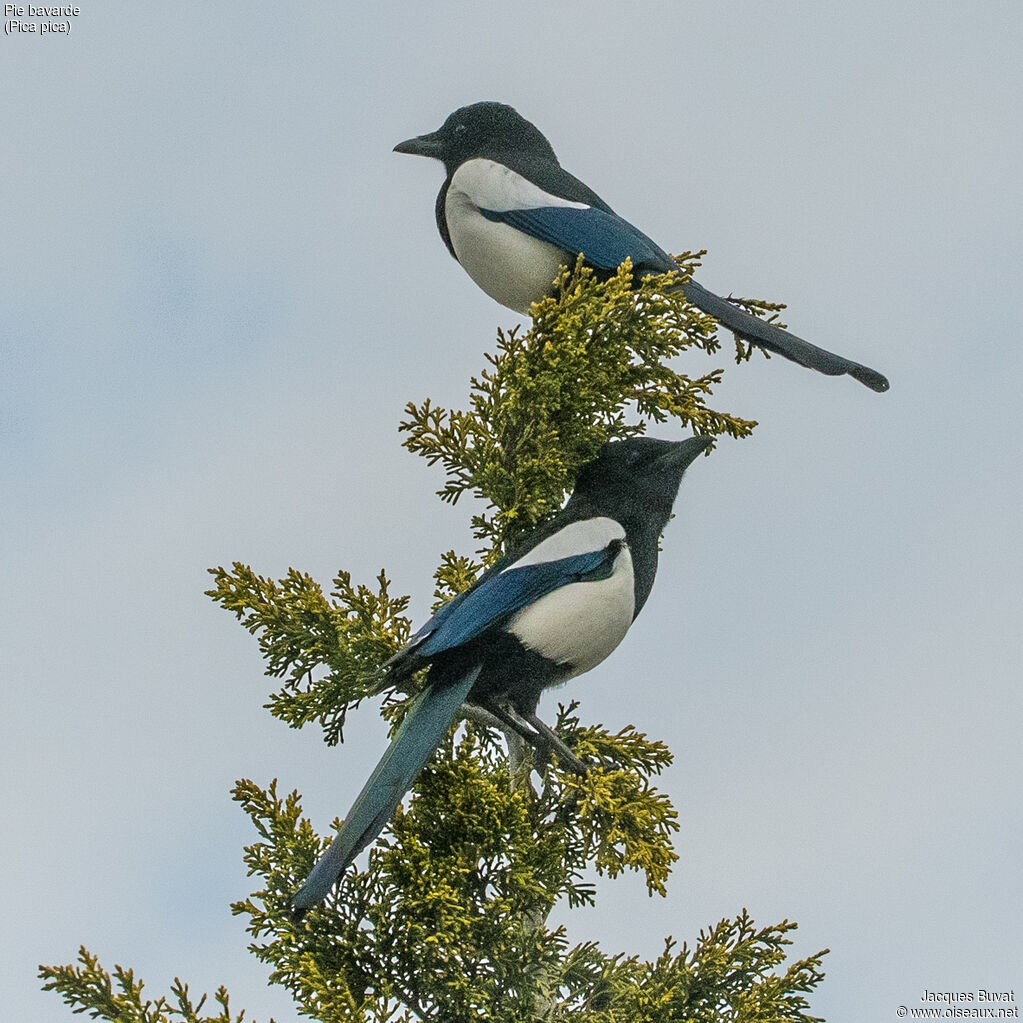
<box><xmin>3</xmin><ymin>2</ymin><xmax>1021</xmax><ymax>1020</ymax></box>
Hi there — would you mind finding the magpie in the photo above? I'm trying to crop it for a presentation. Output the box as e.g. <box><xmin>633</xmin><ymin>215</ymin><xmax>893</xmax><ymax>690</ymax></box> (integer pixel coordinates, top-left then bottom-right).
<box><xmin>395</xmin><ymin>101</ymin><xmax>889</xmax><ymax>393</ymax></box>
<box><xmin>290</xmin><ymin>434</ymin><xmax>710</xmax><ymax>914</ymax></box>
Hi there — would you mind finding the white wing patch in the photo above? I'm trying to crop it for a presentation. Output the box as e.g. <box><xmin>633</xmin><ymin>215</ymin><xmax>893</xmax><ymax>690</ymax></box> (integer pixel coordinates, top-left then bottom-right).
<box><xmin>448</xmin><ymin>159</ymin><xmax>590</xmax><ymax>214</ymax></box>
<box><xmin>504</xmin><ymin>517</ymin><xmax>626</xmax><ymax>571</ymax></box>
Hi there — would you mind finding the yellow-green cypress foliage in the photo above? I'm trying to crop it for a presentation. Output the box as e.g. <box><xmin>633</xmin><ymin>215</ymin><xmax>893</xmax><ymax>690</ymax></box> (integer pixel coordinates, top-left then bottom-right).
<box><xmin>42</xmin><ymin>261</ymin><xmax>827</xmax><ymax>1022</ymax></box>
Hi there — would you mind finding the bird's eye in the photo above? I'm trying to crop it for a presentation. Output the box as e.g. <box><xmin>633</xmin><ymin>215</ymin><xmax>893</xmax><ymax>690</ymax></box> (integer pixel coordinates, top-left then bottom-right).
<box><xmin>454</xmin><ymin>123</ymin><xmax>467</xmax><ymax>134</ymax></box>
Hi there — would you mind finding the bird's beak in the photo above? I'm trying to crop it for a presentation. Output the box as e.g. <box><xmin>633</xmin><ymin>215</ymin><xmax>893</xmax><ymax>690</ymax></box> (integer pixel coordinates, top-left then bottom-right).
<box><xmin>657</xmin><ymin>435</ymin><xmax>713</xmax><ymax>477</ymax></box>
<box><xmin>393</xmin><ymin>131</ymin><xmax>445</xmax><ymax>159</ymax></box>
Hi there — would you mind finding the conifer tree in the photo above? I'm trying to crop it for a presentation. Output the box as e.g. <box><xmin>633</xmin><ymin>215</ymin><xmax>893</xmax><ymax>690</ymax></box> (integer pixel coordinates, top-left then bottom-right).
<box><xmin>41</xmin><ymin>258</ymin><xmax>828</xmax><ymax>1021</ymax></box>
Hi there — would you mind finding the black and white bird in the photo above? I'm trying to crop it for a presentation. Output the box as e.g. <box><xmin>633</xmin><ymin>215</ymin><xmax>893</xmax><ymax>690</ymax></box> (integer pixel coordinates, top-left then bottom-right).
<box><xmin>290</xmin><ymin>434</ymin><xmax>710</xmax><ymax>914</ymax></box>
<box><xmin>395</xmin><ymin>101</ymin><xmax>889</xmax><ymax>393</ymax></box>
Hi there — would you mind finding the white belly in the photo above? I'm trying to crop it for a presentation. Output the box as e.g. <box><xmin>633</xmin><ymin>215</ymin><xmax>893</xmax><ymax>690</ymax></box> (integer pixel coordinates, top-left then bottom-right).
<box><xmin>507</xmin><ymin>544</ymin><xmax>635</xmax><ymax>678</ymax></box>
<box><xmin>446</xmin><ymin>192</ymin><xmax>567</xmax><ymax>313</ymax></box>
<box><xmin>444</xmin><ymin>157</ymin><xmax>587</xmax><ymax>314</ymax></box>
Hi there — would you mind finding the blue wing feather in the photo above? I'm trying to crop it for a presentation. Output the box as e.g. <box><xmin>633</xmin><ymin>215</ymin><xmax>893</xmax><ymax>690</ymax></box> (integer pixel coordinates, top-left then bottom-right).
<box><xmin>290</xmin><ymin>662</ymin><xmax>483</xmax><ymax>914</ymax></box>
<box><xmin>482</xmin><ymin>205</ymin><xmax>676</xmax><ymax>273</ymax></box>
<box><xmin>413</xmin><ymin>544</ymin><xmax>622</xmax><ymax>659</ymax></box>
<box><xmin>292</xmin><ymin>543</ymin><xmax>622</xmax><ymax>912</ymax></box>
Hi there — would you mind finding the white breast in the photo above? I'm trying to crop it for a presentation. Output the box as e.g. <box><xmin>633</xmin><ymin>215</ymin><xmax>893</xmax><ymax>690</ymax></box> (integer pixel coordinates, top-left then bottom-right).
<box><xmin>507</xmin><ymin>542</ymin><xmax>635</xmax><ymax>679</ymax></box>
<box><xmin>445</xmin><ymin>158</ymin><xmax>586</xmax><ymax>314</ymax></box>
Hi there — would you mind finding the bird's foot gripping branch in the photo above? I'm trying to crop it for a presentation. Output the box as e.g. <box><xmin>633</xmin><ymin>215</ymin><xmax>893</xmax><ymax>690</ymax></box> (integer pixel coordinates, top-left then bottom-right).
<box><xmin>42</xmin><ymin>264</ymin><xmax>829</xmax><ymax>1022</ymax></box>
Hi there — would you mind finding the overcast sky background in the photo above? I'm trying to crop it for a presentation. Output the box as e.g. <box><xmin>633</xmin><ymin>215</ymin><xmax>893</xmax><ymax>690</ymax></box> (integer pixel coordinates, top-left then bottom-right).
<box><xmin>3</xmin><ymin>2</ymin><xmax>1021</xmax><ymax>1020</ymax></box>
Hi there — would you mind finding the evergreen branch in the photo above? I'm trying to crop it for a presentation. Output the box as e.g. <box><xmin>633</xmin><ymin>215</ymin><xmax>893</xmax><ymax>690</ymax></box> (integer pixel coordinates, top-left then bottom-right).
<box><xmin>42</xmin><ymin>246</ymin><xmax>832</xmax><ymax>1022</ymax></box>
<box><xmin>39</xmin><ymin>948</ymin><xmax>265</xmax><ymax>1023</ymax></box>
<box><xmin>554</xmin><ymin>913</ymin><xmax>827</xmax><ymax>1021</ymax></box>
<box><xmin>399</xmin><ymin>255</ymin><xmax>757</xmax><ymax>553</ymax></box>
<box><xmin>206</xmin><ymin>565</ymin><xmax>411</xmax><ymax>745</ymax></box>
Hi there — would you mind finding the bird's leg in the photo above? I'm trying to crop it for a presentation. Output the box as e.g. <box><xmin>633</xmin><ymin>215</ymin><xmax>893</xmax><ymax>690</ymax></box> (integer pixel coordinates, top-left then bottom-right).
<box><xmin>460</xmin><ymin>703</ymin><xmax>538</xmax><ymax>788</ymax></box>
<box><xmin>480</xmin><ymin>700</ymin><xmax>550</xmax><ymax>771</ymax></box>
<box><xmin>474</xmin><ymin>699</ymin><xmax>537</xmax><ymax>742</ymax></box>
<box><xmin>481</xmin><ymin>701</ymin><xmax>589</xmax><ymax>776</ymax></box>
<box><xmin>520</xmin><ymin>710</ymin><xmax>621</xmax><ymax>773</ymax></box>
<box><xmin>512</xmin><ymin>707</ymin><xmax>593</xmax><ymax>776</ymax></box>
<box><xmin>503</xmin><ymin>725</ymin><xmax>534</xmax><ymax>785</ymax></box>
<box><xmin>469</xmin><ymin>701</ymin><xmax>610</xmax><ymax>775</ymax></box>
<box><xmin>460</xmin><ymin>702</ymin><xmax>513</xmax><ymax>734</ymax></box>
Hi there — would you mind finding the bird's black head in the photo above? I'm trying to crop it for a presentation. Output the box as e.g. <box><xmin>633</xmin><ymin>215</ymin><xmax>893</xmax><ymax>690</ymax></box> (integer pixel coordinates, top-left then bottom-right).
<box><xmin>394</xmin><ymin>101</ymin><xmax>558</xmax><ymax>175</ymax></box>
<box><xmin>570</xmin><ymin>435</ymin><xmax>712</xmax><ymax>537</ymax></box>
